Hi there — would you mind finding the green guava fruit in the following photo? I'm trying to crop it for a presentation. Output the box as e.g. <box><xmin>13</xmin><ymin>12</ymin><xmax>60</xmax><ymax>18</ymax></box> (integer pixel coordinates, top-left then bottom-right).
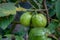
<box><xmin>20</xmin><ymin>12</ymin><xmax>32</xmax><ymax>26</ymax></box>
<box><xmin>47</xmin><ymin>38</ymin><xmax>52</xmax><ymax>40</ymax></box>
<box><xmin>29</xmin><ymin>35</ymin><xmax>48</xmax><ymax>40</ymax></box>
<box><xmin>32</xmin><ymin>13</ymin><xmax>47</xmax><ymax>27</ymax></box>
<box><xmin>29</xmin><ymin>28</ymin><xmax>51</xmax><ymax>40</ymax></box>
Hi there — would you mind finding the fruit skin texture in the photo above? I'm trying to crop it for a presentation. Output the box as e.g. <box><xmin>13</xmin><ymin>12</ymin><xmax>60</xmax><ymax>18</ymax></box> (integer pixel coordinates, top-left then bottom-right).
<box><xmin>32</xmin><ymin>14</ymin><xmax>47</xmax><ymax>27</ymax></box>
<box><xmin>29</xmin><ymin>35</ymin><xmax>48</xmax><ymax>40</ymax></box>
<box><xmin>20</xmin><ymin>12</ymin><xmax>32</xmax><ymax>26</ymax></box>
<box><xmin>29</xmin><ymin>28</ymin><xmax>51</xmax><ymax>40</ymax></box>
<box><xmin>47</xmin><ymin>38</ymin><xmax>52</xmax><ymax>40</ymax></box>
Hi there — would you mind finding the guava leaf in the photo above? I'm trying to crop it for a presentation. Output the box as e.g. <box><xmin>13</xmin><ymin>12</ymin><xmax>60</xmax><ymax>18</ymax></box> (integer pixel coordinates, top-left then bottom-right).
<box><xmin>55</xmin><ymin>0</ymin><xmax>60</xmax><ymax>20</ymax></box>
<box><xmin>28</xmin><ymin>0</ymin><xmax>43</xmax><ymax>9</ymax></box>
<box><xmin>46</xmin><ymin>0</ymin><xmax>56</xmax><ymax>17</ymax></box>
<box><xmin>0</xmin><ymin>3</ymin><xmax>16</xmax><ymax>17</ymax></box>
<box><xmin>55</xmin><ymin>23</ymin><xmax>60</xmax><ymax>36</ymax></box>
<box><xmin>36</xmin><ymin>0</ymin><xmax>43</xmax><ymax>4</ymax></box>
<box><xmin>7</xmin><ymin>0</ymin><xmax>17</xmax><ymax>2</ymax></box>
<box><xmin>5</xmin><ymin>34</ymin><xmax>13</xmax><ymax>40</ymax></box>
<box><xmin>0</xmin><ymin>0</ymin><xmax>1</xmax><ymax>3</ymax></box>
<box><xmin>15</xmin><ymin>36</ymin><xmax>24</xmax><ymax>40</ymax></box>
<box><xmin>0</xmin><ymin>35</ymin><xmax>2</xmax><ymax>40</ymax></box>
<box><xmin>12</xmin><ymin>24</ymin><xmax>27</xmax><ymax>36</ymax></box>
<box><xmin>49</xmin><ymin>8</ymin><xmax>55</xmax><ymax>17</ymax></box>
<box><xmin>5</xmin><ymin>34</ymin><xmax>24</xmax><ymax>40</ymax></box>
<box><xmin>0</xmin><ymin>15</ymin><xmax>15</xmax><ymax>30</ymax></box>
<box><xmin>47</xmin><ymin>20</ymin><xmax>59</xmax><ymax>33</ymax></box>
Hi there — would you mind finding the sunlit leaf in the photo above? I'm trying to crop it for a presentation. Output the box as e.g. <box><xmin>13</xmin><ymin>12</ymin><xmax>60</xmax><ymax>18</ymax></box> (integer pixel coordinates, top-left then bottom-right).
<box><xmin>0</xmin><ymin>3</ymin><xmax>16</xmax><ymax>17</ymax></box>
<box><xmin>15</xmin><ymin>36</ymin><xmax>24</xmax><ymax>40</ymax></box>
<box><xmin>5</xmin><ymin>34</ymin><xmax>14</xmax><ymax>40</ymax></box>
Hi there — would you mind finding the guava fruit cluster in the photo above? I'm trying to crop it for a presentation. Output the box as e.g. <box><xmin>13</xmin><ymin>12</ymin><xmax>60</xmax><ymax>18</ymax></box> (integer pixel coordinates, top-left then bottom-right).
<box><xmin>20</xmin><ymin>12</ymin><xmax>47</xmax><ymax>27</ymax></box>
<box><xmin>20</xmin><ymin>12</ymin><xmax>52</xmax><ymax>40</ymax></box>
<box><xmin>29</xmin><ymin>28</ymin><xmax>52</xmax><ymax>40</ymax></box>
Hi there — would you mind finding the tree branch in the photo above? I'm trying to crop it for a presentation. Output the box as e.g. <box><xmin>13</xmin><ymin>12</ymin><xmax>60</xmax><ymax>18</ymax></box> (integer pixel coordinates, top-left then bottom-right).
<box><xmin>43</xmin><ymin>0</ymin><xmax>50</xmax><ymax>24</ymax></box>
<box><xmin>48</xmin><ymin>34</ymin><xmax>58</xmax><ymax>40</ymax></box>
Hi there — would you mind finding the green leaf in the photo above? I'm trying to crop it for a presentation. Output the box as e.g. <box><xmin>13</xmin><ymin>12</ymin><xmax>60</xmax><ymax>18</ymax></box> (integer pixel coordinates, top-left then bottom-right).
<box><xmin>5</xmin><ymin>34</ymin><xmax>14</xmax><ymax>40</ymax></box>
<box><xmin>0</xmin><ymin>15</ymin><xmax>15</xmax><ymax>30</ymax></box>
<box><xmin>7</xmin><ymin>0</ymin><xmax>17</xmax><ymax>2</ymax></box>
<box><xmin>15</xmin><ymin>36</ymin><xmax>24</xmax><ymax>40</ymax></box>
<box><xmin>28</xmin><ymin>0</ymin><xmax>42</xmax><ymax>9</ymax></box>
<box><xmin>0</xmin><ymin>3</ymin><xmax>16</xmax><ymax>17</ymax></box>
<box><xmin>0</xmin><ymin>0</ymin><xmax>1</xmax><ymax>3</ymax></box>
<box><xmin>5</xmin><ymin>34</ymin><xmax>24</xmax><ymax>40</ymax></box>
<box><xmin>12</xmin><ymin>25</ymin><xmax>26</xmax><ymax>36</ymax></box>
<box><xmin>46</xmin><ymin>0</ymin><xmax>56</xmax><ymax>17</ymax></box>
<box><xmin>0</xmin><ymin>35</ymin><xmax>2</xmax><ymax>40</ymax></box>
<box><xmin>9</xmin><ymin>0</ymin><xmax>17</xmax><ymax>2</ymax></box>
<box><xmin>37</xmin><ymin>0</ymin><xmax>43</xmax><ymax>4</ymax></box>
<box><xmin>55</xmin><ymin>23</ymin><xmax>60</xmax><ymax>36</ymax></box>
<box><xmin>56</xmin><ymin>0</ymin><xmax>60</xmax><ymax>20</ymax></box>
<box><xmin>47</xmin><ymin>19</ymin><xmax>59</xmax><ymax>33</ymax></box>
<box><xmin>49</xmin><ymin>8</ymin><xmax>55</xmax><ymax>17</ymax></box>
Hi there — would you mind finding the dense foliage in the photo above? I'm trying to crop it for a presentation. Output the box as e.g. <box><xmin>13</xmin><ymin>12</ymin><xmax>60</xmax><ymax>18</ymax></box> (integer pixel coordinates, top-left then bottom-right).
<box><xmin>0</xmin><ymin>0</ymin><xmax>60</xmax><ymax>40</ymax></box>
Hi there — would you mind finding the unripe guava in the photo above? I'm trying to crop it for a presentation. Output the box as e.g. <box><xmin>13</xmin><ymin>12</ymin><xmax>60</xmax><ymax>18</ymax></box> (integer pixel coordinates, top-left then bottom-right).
<box><xmin>20</xmin><ymin>12</ymin><xmax>32</xmax><ymax>26</ymax></box>
<box><xmin>29</xmin><ymin>35</ymin><xmax>47</xmax><ymax>40</ymax></box>
<box><xmin>29</xmin><ymin>28</ymin><xmax>51</xmax><ymax>40</ymax></box>
<box><xmin>32</xmin><ymin>14</ymin><xmax>47</xmax><ymax>27</ymax></box>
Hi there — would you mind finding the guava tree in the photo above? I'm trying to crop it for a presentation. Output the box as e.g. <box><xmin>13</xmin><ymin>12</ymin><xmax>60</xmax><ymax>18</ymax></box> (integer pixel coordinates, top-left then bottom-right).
<box><xmin>0</xmin><ymin>0</ymin><xmax>60</xmax><ymax>40</ymax></box>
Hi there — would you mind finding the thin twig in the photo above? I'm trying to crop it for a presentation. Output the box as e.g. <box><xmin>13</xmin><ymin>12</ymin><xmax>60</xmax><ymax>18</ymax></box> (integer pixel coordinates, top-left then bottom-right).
<box><xmin>2</xmin><ymin>0</ymin><xmax>7</xmax><ymax>3</ymax></box>
<box><xmin>43</xmin><ymin>0</ymin><xmax>50</xmax><ymax>24</ymax></box>
<box><xmin>16</xmin><ymin>7</ymin><xmax>46</xmax><ymax>11</ymax></box>
<box><xmin>48</xmin><ymin>34</ymin><xmax>58</xmax><ymax>40</ymax></box>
